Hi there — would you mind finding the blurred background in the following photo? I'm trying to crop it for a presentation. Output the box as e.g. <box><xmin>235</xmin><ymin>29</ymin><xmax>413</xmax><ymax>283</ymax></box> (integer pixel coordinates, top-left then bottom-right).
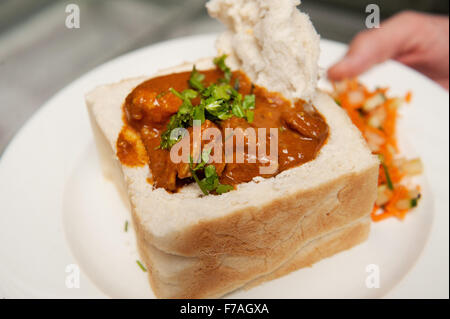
<box><xmin>0</xmin><ymin>0</ymin><xmax>448</xmax><ymax>156</ymax></box>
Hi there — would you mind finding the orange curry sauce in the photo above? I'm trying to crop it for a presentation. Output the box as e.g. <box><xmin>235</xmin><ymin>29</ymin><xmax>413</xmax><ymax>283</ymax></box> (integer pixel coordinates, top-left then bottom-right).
<box><xmin>117</xmin><ymin>68</ymin><xmax>329</xmax><ymax>193</ymax></box>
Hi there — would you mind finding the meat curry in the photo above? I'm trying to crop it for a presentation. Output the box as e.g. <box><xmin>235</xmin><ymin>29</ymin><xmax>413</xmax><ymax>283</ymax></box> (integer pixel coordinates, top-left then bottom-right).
<box><xmin>117</xmin><ymin>58</ymin><xmax>329</xmax><ymax>194</ymax></box>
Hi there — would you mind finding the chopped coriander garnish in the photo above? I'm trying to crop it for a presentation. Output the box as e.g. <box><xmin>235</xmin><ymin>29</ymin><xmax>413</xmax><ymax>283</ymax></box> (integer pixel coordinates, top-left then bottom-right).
<box><xmin>193</xmin><ymin>105</ymin><xmax>205</xmax><ymax>124</ymax></box>
<box><xmin>214</xmin><ymin>54</ymin><xmax>232</xmax><ymax>83</ymax></box>
<box><xmin>124</xmin><ymin>220</ymin><xmax>129</xmax><ymax>232</ymax></box>
<box><xmin>169</xmin><ymin>87</ymin><xmax>197</xmax><ymax>101</ymax></box>
<box><xmin>160</xmin><ymin>110</ymin><xmax>191</xmax><ymax>150</ymax></box>
<box><xmin>243</xmin><ymin>94</ymin><xmax>255</xmax><ymax>110</ymax></box>
<box><xmin>214</xmin><ymin>84</ymin><xmax>231</xmax><ymax>100</ymax></box>
<box><xmin>189</xmin><ymin>66</ymin><xmax>205</xmax><ymax>90</ymax></box>
<box><xmin>136</xmin><ymin>260</ymin><xmax>147</xmax><ymax>272</ymax></box>
<box><xmin>216</xmin><ymin>184</ymin><xmax>234</xmax><ymax>194</ymax></box>
<box><xmin>189</xmin><ymin>155</ymin><xmax>210</xmax><ymax>196</ymax></box>
<box><xmin>159</xmin><ymin>56</ymin><xmax>255</xmax><ymax>151</ymax></box>
<box><xmin>232</xmin><ymin>102</ymin><xmax>245</xmax><ymax>118</ymax></box>
<box><xmin>410</xmin><ymin>198</ymin><xmax>418</xmax><ymax>208</ymax></box>
<box><xmin>169</xmin><ymin>87</ymin><xmax>183</xmax><ymax>100</ymax></box>
<box><xmin>246</xmin><ymin>110</ymin><xmax>255</xmax><ymax>123</ymax></box>
<box><xmin>159</xmin><ymin>88</ymin><xmax>197</xmax><ymax>149</ymax></box>
<box><xmin>188</xmin><ymin>149</ymin><xmax>234</xmax><ymax>196</ymax></box>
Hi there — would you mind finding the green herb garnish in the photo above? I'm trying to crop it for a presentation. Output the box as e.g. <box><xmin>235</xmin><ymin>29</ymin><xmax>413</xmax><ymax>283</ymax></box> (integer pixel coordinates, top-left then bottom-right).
<box><xmin>216</xmin><ymin>184</ymin><xmax>235</xmax><ymax>195</ymax></box>
<box><xmin>382</xmin><ymin>163</ymin><xmax>394</xmax><ymax>190</ymax></box>
<box><xmin>160</xmin><ymin>110</ymin><xmax>191</xmax><ymax>150</ymax></box>
<box><xmin>232</xmin><ymin>101</ymin><xmax>245</xmax><ymax>118</ymax></box>
<box><xmin>188</xmin><ymin>149</ymin><xmax>234</xmax><ymax>196</ymax></box>
<box><xmin>159</xmin><ymin>88</ymin><xmax>198</xmax><ymax>149</ymax></box>
<box><xmin>246</xmin><ymin>110</ymin><xmax>255</xmax><ymax>124</ymax></box>
<box><xmin>243</xmin><ymin>94</ymin><xmax>256</xmax><ymax>110</ymax></box>
<box><xmin>193</xmin><ymin>105</ymin><xmax>205</xmax><ymax>123</ymax></box>
<box><xmin>136</xmin><ymin>260</ymin><xmax>147</xmax><ymax>272</ymax></box>
<box><xmin>157</xmin><ymin>57</ymin><xmax>252</xmax><ymax>195</ymax></box>
<box><xmin>214</xmin><ymin>54</ymin><xmax>232</xmax><ymax>83</ymax></box>
<box><xmin>189</xmin><ymin>66</ymin><xmax>205</xmax><ymax>90</ymax></box>
<box><xmin>159</xmin><ymin>56</ymin><xmax>255</xmax><ymax>150</ymax></box>
<box><xmin>124</xmin><ymin>220</ymin><xmax>129</xmax><ymax>232</ymax></box>
<box><xmin>170</xmin><ymin>87</ymin><xmax>197</xmax><ymax>102</ymax></box>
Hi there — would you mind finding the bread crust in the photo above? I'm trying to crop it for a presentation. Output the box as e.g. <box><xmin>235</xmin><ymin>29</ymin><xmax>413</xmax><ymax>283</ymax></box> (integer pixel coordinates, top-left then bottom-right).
<box><xmin>132</xmin><ymin>165</ymin><xmax>377</xmax><ymax>298</ymax></box>
<box><xmin>244</xmin><ymin>216</ymin><xmax>371</xmax><ymax>290</ymax></box>
<box><xmin>86</xmin><ymin>59</ymin><xmax>379</xmax><ymax>299</ymax></box>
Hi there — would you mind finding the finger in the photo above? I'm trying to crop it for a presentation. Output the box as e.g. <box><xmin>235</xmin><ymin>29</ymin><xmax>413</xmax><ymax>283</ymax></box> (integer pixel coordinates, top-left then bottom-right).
<box><xmin>328</xmin><ymin>30</ymin><xmax>383</xmax><ymax>80</ymax></box>
<box><xmin>328</xmin><ymin>11</ymin><xmax>421</xmax><ymax>80</ymax></box>
<box><xmin>437</xmin><ymin>78</ymin><xmax>449</xmax><ymax>90</ymax></box>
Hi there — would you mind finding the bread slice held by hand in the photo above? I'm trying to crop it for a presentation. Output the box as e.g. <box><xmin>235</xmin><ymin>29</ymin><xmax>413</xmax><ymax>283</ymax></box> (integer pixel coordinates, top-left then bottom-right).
<box><xmin>85</xmin><ymin>57</ymin><xmax>379</xmax><ymax>298</ymax></box>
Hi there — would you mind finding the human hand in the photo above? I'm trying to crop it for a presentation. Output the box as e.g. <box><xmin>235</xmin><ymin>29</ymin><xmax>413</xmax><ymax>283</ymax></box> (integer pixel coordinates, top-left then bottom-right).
<box><xmin>328</xmin><ymin>11</ymin><xmax>449</xmax><ymax>90</ymax></box>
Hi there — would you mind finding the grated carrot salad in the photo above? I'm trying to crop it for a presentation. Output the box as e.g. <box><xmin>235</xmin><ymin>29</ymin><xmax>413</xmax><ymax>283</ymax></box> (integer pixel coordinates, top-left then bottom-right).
<box><xmin>331</xmin><ymin>79</ymin><xmax>423</xmax><ymax>222</ymax></box>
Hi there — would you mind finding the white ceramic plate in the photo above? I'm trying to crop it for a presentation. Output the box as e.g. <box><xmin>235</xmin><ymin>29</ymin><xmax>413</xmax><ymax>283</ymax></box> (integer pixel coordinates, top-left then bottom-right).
<box><xmin>0</xmin><ymin>34</ymin><xmax>448</xmax><ymax>299</ymax></box>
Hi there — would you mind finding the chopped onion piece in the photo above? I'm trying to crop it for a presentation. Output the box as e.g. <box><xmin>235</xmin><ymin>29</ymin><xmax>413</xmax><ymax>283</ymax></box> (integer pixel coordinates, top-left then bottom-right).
<box><xmin>367</xmin><ymin>108</ymin><xmax>386</xmax><ymax>128</ymax></box>
<box><xmin>390</xmin><ymin>97</ymin><xmax>405</xmax><ymax>109</ymax></box>
<box><xmin>348</xmin><ymin>90</ymin><xmax>365</xmax><ymax>106</ymax></box>
<box><xmin>376</xmin><ymin>185</ymin><xmax>393</xmax><ymax>206</ymax></box>
<box><xmin>368</xmin><ymin>114</ymin><xmax>383</xmax><ymax>128</ymax></box>
<box><xmin>365</xmin><ymin>130</ymin><xmax>385</xmax><ymax>152</ymax></box>
<box><xmin>334</xmin><ymin>81</ymin><xmax>348</xmax><ymax>94</ymax></box>
<box><xmin>396</xmin><ymin>199</ymin><xmax>411</xmax><ymax>210</ymax></box>
<box><xmin>393</xmin><ymin>157</ymin><xmax>407</xmax><ymax>169</ymax></box>
<box><xmin>408</xmin><ymin>188</ymin><xmax>421</xmax><ymax>199</ymax></box>
<box><xmin>363</xmin><ymin>93</ymin><xmax>386</xmax><ymax>112</ymax></box>
<box><xmin>402</xmin><ymin>158</ymin><xmax>424</xmax><ymax>176</ymax></box>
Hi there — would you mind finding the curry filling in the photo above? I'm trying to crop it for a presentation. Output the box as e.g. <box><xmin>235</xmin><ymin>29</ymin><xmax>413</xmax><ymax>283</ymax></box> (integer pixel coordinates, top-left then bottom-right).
<box><xmin>117</xmin><ymin>56</ymin><xmax>329</xmax><ymax>195</ymax></box>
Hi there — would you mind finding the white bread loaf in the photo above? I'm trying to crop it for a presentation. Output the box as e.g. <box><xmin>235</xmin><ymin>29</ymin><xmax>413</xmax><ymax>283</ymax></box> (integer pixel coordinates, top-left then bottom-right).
<box><xmin>86</xmin><ymin>59</ymin><xmax>378</xmax><ymax>298</ymax></box>
<box><xmin>85</xmin><ymin>0</ymin><xmax>378</xmax><ymax>298</ymax></box>
<box><xmin>207</xmin><ymin>0</ymin><xmax>321</xmax><ymax>102</ymax></box>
